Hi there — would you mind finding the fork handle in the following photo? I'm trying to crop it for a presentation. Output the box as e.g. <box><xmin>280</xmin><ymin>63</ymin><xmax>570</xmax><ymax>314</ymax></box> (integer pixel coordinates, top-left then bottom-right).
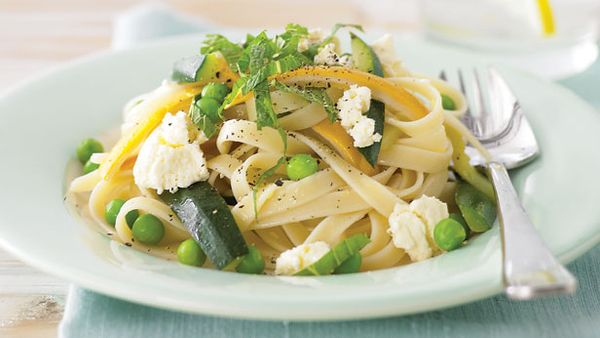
<box><xmin>487</xmin><ymin>162</ymin><xmax>577</xmax><ymax>300</ymax></box>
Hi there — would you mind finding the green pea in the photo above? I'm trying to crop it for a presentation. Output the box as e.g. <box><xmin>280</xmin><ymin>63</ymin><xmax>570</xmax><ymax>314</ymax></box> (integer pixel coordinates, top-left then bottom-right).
<box><xmin>286</xmin><ymin>154</ymin><xmax>319</xmax><ymax>181</ymax></box>
<box><xmin>83</xmin><ymin>159</ymin><xmax>100</xmax><ymax>174</ymax></box>
<box><xmin>198</xmin><ymin>97</ymin><xmax>220</xmax><ymax>116</ymax></box>
<box><xmin>76</xmin><ymin>138</ymin><xmax>104</xmax><ymax>164</ymax></box>
<box><xmin>201</xmin><ymin>83</ymin><xmax>230</xmax><ymax>102</ymax></box>
<box><xmin>104</xmin><ymin>199</ymin><xmax>139</xmax><ymax>227</ymax></box>
<box><xmin>441</xmin><ymin>94</ymin><xmax>456</xmax><ymax>110</ymax></box>
<box><xmin>434</xmin><ymin>218</ymin><xmax>467</xmax><ymax>251</ymax></box>
<box><xmin>132</xmin><ymin>214</ymin><xmax>164</xmax><ymax>245</ymax></box>
<box><xmin>177</xmin><ymin>239</ymin><xmax>207</xmax><ymax>266</ymax></box>
<box><xmin>236</xmin><ymin>245</ymin><xmax>265</xmax><ymax>274</ymax></box>
<box><xmin>334</xmin><ymin>252</ymin><xmax>362</xmax><ymax>274</ymax></box>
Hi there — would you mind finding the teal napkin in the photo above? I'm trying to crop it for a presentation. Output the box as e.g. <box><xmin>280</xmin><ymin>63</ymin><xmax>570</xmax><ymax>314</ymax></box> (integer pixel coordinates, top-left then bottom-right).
<box><xmin>559</xmin><ymin>59</ymin><xmax>600</xmax><ymax>108</ymax></box>
<box><xmin>60</xmin><ymin>247</ymin><xmax>600</xmax><ymax>338</ymax></box>
<box><xmin>59</xmin><ymin>5</ymin><xmax>600</xmax><ymax>338</ymax></box>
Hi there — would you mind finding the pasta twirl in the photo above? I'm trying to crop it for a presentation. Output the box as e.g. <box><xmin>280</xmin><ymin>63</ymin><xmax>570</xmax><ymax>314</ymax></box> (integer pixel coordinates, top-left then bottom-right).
<box><xmin>66</xmin><ymin>24</ymin><xmax>493</xmax><ymax>276</ymax></box>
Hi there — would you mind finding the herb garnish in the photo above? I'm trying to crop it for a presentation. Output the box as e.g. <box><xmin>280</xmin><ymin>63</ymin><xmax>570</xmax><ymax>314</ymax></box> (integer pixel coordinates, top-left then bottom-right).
<box><xmin>187</xmin><ymin>23</ymin><xmax>363</xmax><ymax>217</ymax></box>
<box><xmin>273</xmin><ymin>81</ymin><xmax>337</xmax><ymax>122</ymax></box>
<box><xmin>192</xmin><ymin>25</ymin><xmax>315</xmax><ymax>137</ymax></box>
<box><xmin>200</xmin><ymin>34</ymin><xmax>244</xmax><ymax>70</ymax></box>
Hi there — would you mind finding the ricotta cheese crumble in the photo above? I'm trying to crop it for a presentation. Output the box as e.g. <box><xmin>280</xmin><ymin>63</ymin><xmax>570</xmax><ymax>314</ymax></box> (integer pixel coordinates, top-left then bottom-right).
<box><xmin>336</xmin><ymin>85</ymin><xmax>382</xmax><ymax>148</ymax></box>
<box><xmin>133</xmin><ymin>111</ymin><xmax>209</xmax><ymax>194</ymax></box>
<box><xmin>275</xmin><ymin>241</ymin><xmax>331</xmax><ymax>275</ymax></box>
<box><xmin>388</xmin><ymin>195</ymin><xmax>449</xmax><ymax>261</ymax></box>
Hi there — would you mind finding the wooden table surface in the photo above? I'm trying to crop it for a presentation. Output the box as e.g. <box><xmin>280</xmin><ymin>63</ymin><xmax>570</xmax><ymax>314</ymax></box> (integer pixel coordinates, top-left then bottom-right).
<box><xmin>0</xmin><ymin>1</ymin><xmax>419</xmax><ymax>337</ymax></box>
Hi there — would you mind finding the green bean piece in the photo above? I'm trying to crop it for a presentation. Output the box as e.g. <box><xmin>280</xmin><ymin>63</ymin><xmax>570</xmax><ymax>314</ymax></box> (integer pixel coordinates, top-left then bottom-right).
<box><xmin>455</xmin><ymin>180</ymin><xmax>497</xmax><ymax>233</ymax></box>
<box><xmin>334</xmin><ymin>252</ymin><xmax>362</xmax><ymax>274</ymax></box>
<box><xmin>449</xmin><ymin>212</ymin><xmax>470</xmax><ymax>238</ymax></box>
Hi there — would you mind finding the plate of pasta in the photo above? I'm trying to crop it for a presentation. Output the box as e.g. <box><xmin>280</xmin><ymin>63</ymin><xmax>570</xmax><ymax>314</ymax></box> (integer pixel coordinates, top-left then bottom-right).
<box><xmin>1</xmin><ymin>24</ymin><xmax>600</xmax><ymax>320</ymax></box>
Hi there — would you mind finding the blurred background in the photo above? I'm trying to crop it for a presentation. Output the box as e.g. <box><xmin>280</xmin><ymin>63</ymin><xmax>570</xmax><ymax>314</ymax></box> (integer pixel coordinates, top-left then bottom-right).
<box><xmin>2</xmin><ymin>0</ymin><xmax>599</xmax><ymax>89</ymax></box>
<box><xmin>0</xmin><ymin>0</ymin><xmax>417</xmax><ymax>89</ymax></box>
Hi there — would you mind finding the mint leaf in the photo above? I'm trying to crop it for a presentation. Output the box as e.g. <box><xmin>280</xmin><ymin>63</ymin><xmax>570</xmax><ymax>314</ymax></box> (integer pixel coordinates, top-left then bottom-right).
<box><xmin>243</xmin><ymin>33</ymin><xmax>256</xmax><ymax>48</ymax></box>
<box><xmin>200</xmin><ymin>34</ymin><xmax>243</xmax><ymax>70</ymax></box>
<box><xmin>252</xmin><ymin>155</ymin><xmax>287</xmax><ymax>219</ymax></box>
<box><xmin>273</xmin><ymin>81</ymin><xmax>337</xmax><ymax>122</ymax></box>
<box><xmin>253</xmin><ymin>81</ymin><xmax>278</xmax><ymax>129</ymax></box>
<box><xmin>197</xmin><ymin>24</ymin><xmax>347</xmax><ymax>142</ymax></box>
<box><xmin>243</xmin><ymin>53</ymin><xmax>310</xmax><ymax>95</ymax></box>
<box><xmin>242</xmin><ymin>66</ymin><xmax>271</xmax><ymax>95</ymax></box>
<box><xmin>237</xmin><ymin>32</ymin><xmax>276</xmax><ymax>74</ymax></box>
<box><xmin>282</xmin><ymin>23</ymin><xmax>309</xmax><ymax>37</ymax></box>
<box><xmin>249</xmin><ymin>42</ymin><xmax>275</xmax><ymax>73</ymax></box>
<box><xmin>277</xmin><ymin>23</ymin><xmax>310</xmax><ymax>56</ymax></box>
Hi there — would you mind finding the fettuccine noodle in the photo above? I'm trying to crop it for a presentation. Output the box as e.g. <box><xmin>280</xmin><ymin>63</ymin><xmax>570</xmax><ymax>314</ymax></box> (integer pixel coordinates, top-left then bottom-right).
<box><xmin>66</xmin><ymin>26</ymin><xmax>485</xmax><ymax>274</ymax></box>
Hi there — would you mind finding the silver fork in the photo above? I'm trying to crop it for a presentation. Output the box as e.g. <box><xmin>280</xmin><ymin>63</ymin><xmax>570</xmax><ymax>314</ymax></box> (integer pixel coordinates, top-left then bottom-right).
<box><xmin>441</xmin><ymin>67</ymin><xmax>577</xmax><ymax>300</ymax></box>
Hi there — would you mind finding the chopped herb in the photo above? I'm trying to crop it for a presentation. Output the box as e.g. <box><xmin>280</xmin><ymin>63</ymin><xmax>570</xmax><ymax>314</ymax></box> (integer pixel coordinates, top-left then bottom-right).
<box><xmin>243</xmin><ymin>54</ymin><xmax>310</xmax><ymax>95</ymax></box>
<box><xmin>277</xmin><ymin>23</ymin><xmax>310</xmax><ymax>56</ymax></box>
<box><xmin>253</xmin><ymin>81</ymin><xmax>278</xmax><ymax>130</ymax></box>
<box><xmin>243</xmin><ymin>34</ymin><xmax>256</xmax><ymax>48</ymax></box>
<box><xmin>273</xmin><ymin>81</ymin><xmax>337</xmax><ymax>121</ymax></box>
<box><xmin>252</xmin><ymin>156</ymin><xmax>287</xmax><ymax>218</ymax></box>
<box><xmin>192</xmin><ymin>24</ymin><xmax>317</xmax><ymax>138</ymax></box>
<box><xmin>236</xmin><ymin>32</ymin><xmax>275</xmax><ymax>74</ymax></box>
<box><xmin>200</xmin><ymin>34</ymin><xmax>244</xmax><ymax>70</ymax></box>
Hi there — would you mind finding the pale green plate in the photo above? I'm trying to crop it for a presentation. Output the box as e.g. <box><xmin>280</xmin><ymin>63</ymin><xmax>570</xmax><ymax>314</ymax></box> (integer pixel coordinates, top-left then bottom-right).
<box><xmin>0</xmin><ymin>35</ymin><xmax>599</xmax><ymax>321</ymax></box>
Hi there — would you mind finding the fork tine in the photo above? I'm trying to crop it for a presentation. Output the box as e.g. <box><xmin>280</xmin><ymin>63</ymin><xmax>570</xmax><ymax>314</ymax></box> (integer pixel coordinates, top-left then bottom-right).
<box><xmin>471</xmin><ymin>68</ymin><xmax>484</xmax><ymax>114</ymax></box>
<box><xmin>457</xmin><ymin>69</ymin><xmax>467</xmax><ymax>95</ymax></box>
<box><xmin>487</xmin><ymin>67</ymin><xmax>519</xmax><ymax>112</ymax></box>
<box><xmin>439</xmin><ymin>70</ymin><xmax>447</xmax><ymax>81</ymax></box>
<box><xmin>472</xmin><ymin>68</ymin><xmax>486</xmax><ymax>137</ymax></box>
<box><xmin>453</xmin><ymin>69</ymin><xmax>477</xmax><ymax>134</ymax></box>
<box><xmin>490</xmin><ymin>67</ymin><xmax>526</xmax><ymax>127</ymax></box>
<box><xmin>486</xmin><ymin>68</ymin><xmax>504</xmax><ymax>136</ymax></box>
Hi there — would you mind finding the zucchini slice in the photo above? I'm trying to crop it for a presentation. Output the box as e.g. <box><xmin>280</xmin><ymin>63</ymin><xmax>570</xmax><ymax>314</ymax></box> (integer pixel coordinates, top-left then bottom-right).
<box><xmin>350</xmin><ymin>32</ymin><xmax>384</xmax><ymax>76</ymax></box>
<box><xmin>455</xmin><ymin>180</ymin><xmax>496</xmax><ymax>233</ymax></box>
<box><xmin>359</xmin><ymin>101</ymin><xmax>385</xmax><ymax>167</ymax></box>
<box><xmin>350</xmin><ymin>33</ymin><xmax>385</xmax><ymax>167</ymax></box>
<box><xmin>161</xmin><ymin>181</ymin><xmax>249</xmax><ymax>270</ymax></box>
<box><xmin>170</xmin><ymin>53</ymin><xmax>232</xmax><ymax>84</ymax></box>
<box><xmin>294</xmin><ymin>234</ymin><xmax>370</xmax><ymax>276</ymax></box>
